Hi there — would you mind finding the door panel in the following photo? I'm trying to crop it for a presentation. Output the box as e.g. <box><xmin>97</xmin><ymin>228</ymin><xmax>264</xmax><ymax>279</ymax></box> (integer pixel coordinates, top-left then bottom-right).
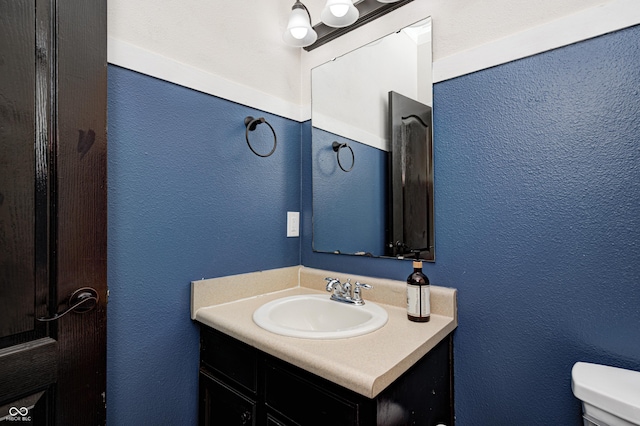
<box><xmin>0</xmin><ymin>0</ymin><xmax>107</xmax><ymax>423</ymax></box>
<box><xmin>0</xmin><ymin>0</ymin><xmax>39</xmax><ymax>342</ymax></box>
<box><xmin>388</xmin><ymin>91</ymin><xmax>434</xmax><ymax>261</ymax></box>
<box><xmin>0</xmin><ymin>338</ymin><xmax>57</xmax><ymax>405</ymax></box>
<box><xmin>0</xmin><ymin>389</ymin><xmax>54</xmax><ymax>424</ymax></box>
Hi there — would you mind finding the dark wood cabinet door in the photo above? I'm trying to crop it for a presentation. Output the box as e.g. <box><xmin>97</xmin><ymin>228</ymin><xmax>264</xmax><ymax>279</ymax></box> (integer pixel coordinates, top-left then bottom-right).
<box><xmin>0</xmin><ymin>0</ymin><xmax>107</xmax><ymax>423</ymax></box>
<box><xmin>199</xmin><ymin>372</ymin><xmax>257</xmax><ymax>426</ymax></box>
<box><xmin>264</xmin><ymin>361</ymin><xmax>362</xmax><ymax>426</ymax></box>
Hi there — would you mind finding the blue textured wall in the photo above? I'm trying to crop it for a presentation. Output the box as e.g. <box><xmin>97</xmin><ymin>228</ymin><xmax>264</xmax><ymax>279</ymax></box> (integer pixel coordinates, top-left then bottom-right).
<box><xmin>107</xmin><ymin>66</ymin><xmax>301</xmax><ymax>424</ymax></box>
<box><xmin>304</xmin><ymin>25</ymin><xmax>640</xmax><ymax>424</ymax></box>
<box><xmin>107</xmin><ymin>24</ymin><xmax>640</xmax><ymax>425</ymax></box>
<box><xmin>312</xmin><ymin>127</ymin><xmax>387</xmax><ymax>255</ymax></box>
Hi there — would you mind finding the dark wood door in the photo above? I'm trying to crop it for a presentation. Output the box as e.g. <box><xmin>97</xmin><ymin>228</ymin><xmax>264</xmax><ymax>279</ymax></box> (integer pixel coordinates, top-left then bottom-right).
<box><xmin>0</xmin><ymin>0</ymin><xmax>107</xmax><ymax>423</ymax></box>
<box><xmin>387</xmin><ymin>91</ymin><xmax>434</xmax><ymax>261</ymax></box>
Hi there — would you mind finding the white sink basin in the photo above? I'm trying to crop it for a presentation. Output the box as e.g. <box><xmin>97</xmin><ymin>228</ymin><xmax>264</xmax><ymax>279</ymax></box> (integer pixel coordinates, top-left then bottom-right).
<box><xmin>253</xmin><ymin>294</ymin><xmax>388</xmax><ymax>339</ymax></box>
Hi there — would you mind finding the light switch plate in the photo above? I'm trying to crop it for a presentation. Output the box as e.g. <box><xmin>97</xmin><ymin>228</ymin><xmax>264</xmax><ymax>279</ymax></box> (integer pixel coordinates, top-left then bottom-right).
<box><xmin>287</xmin><ymin>211</ymin><xmax>299</xmax><ymax>237</ymax></box>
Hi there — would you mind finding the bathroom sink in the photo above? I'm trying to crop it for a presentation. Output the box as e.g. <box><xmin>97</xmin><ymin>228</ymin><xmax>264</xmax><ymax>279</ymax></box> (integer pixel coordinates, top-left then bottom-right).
<box><xmin>253</xmin><ymin>294</ymin><xmax>388</xmax><ymax>339</ymax></box>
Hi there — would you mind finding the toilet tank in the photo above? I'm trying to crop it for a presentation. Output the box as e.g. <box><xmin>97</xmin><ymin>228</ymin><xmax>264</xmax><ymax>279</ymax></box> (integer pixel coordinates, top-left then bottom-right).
<box><xmin>572</xmin><ymin>362</ymin><xmax>640</xmax><ymax>426</ymax></box>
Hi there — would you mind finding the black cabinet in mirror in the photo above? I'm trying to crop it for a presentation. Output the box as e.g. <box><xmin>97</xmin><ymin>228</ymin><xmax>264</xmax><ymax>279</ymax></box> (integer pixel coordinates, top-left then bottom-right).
<box><xmin>311</xmin><ymin>17</ymin><xmax>434</xmax><ymax>261</ymax></box>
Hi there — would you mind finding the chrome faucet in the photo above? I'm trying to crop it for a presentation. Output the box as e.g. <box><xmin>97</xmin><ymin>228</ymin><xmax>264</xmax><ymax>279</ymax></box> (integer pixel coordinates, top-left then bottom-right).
<box><xmin>324</xmin><ymin>277</ymin><xmax>372</xmax><ymax>305</ymax></box>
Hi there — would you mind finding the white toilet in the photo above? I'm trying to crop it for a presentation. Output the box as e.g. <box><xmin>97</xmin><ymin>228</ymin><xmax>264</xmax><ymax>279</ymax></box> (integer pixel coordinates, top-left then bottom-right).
<box><xmin>572</xmin><ymin>362</ymin><xmax>640</xmax><ymax>426</ymax></box>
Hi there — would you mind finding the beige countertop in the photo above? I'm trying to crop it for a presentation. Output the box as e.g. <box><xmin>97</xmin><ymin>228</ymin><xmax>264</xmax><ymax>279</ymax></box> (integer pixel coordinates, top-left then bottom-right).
<box><xmin>191</xmin><ymin>266</ymin><xmax>457</xmax><ymax>399</ymax></box>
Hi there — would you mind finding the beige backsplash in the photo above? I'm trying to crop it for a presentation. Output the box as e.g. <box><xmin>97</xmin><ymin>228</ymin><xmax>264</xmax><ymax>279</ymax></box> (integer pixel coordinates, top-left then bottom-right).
<box><xmin>191</xmin><ymin>265</ymin><xmax>456</xmax><ymax>320</ymax></box>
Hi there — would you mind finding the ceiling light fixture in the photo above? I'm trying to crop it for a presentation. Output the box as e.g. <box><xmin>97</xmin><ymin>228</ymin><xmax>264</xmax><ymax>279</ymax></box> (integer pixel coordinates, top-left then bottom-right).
<box><xmin>284</xmin><ymin>0</ymin><xmax>414</xmax><ymax>51</ymax></box>
<box><xmin>283</xmin><ymin>1</ymin><xmax>317</xmax><ymax>48</ymax></box>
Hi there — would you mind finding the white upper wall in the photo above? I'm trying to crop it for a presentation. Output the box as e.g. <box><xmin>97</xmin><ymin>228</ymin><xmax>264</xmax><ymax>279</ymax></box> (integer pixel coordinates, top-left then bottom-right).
<box><xmin>107</xmin><ymin>0</ymin><xmax>640</xmax><ymax>121</ymax></box>
<box><xmin>108</xmin><ymin>0</ymin><xmax>300</xmax><ymax>101</ymax></box>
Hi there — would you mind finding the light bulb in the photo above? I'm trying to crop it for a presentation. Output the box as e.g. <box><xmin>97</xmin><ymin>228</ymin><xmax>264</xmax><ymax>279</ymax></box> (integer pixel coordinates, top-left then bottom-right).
<box><xmin>290</xmin><ymin>27</ymin><xmax>308</xmax><ymax>40</ymax></box>
<box><xmin>321</xmin><ymin>0</ymin><xmax>359</xmax><ymax>28</ymax></box>
<box><xmin>329</xmin><ymin>4</ymin><xmax>349</xmax><ymax>17</ymax></box>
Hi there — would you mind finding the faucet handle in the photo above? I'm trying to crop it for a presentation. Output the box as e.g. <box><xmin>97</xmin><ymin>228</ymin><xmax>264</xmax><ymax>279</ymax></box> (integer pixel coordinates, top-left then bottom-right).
<box><xmin>353</xmin><ymin>282</ymin><xmax>372</xmax><ymax>302</ymax></box>
<box><xmin>324</xmin><ymin>277</ymin><xmax>340</xmax><ymax>292</ymax></box>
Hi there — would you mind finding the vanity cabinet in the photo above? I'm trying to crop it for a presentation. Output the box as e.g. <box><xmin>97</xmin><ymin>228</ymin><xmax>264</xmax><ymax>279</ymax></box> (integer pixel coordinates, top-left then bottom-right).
<box><xmin>199</xmin><ymin>326</ymin><xmax>453</xmax><ymax>426</ymax></box>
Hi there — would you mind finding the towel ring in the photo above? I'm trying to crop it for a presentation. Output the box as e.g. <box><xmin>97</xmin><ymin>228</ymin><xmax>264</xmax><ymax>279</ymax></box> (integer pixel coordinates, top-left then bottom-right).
<box><xmin>332</xmin><ymin>141</ymin><xmax>354</xmax><ymax>172</ymax></box>
<box><xmin>244</xmin><ymin>116</ymin><xmax>277</xmax><ymax>157</ymax></box>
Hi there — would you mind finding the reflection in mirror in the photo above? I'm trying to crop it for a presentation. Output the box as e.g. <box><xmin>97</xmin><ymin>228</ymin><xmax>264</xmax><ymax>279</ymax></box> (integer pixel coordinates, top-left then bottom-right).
<box><xmin>388</xmin><ymin>91</ymin><xmax>433</xmax><ymax>260</ymax></box>
<box><xmin>312</xmin><ymin>17</ymin><xmax>433</xmax><ymax>260</ymax></box>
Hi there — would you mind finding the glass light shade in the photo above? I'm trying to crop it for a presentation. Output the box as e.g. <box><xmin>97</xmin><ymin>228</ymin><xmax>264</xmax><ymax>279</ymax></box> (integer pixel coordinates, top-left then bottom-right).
<box><xmin>321</xmin><ymin>0</ymin><xmax>359</xmax><ymax>28</ymax></box>
<box><xmin>283</xmin><ymin>6</ymin><xmax>317</xmax><ymax>47</ymax></box>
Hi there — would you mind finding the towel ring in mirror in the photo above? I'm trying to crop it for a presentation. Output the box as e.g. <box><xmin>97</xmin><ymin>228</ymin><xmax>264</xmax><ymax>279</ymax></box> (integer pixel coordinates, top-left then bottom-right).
<box><xmin>332</xmin><ymin>141</ymin><xmax>354</xmax><ymax>172</ymax></box>
<box><xmin>244</xmin><ymin>116</ymin><xmax>277</xmax><ymax>157</ymax></box>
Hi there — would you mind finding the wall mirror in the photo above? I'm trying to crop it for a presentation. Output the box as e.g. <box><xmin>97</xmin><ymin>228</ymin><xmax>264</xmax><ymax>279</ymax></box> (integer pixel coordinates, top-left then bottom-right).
<box><xmin>311</xmin><ymin>17</ymin><xmax>434</xmax><ymax>261</ymax></box>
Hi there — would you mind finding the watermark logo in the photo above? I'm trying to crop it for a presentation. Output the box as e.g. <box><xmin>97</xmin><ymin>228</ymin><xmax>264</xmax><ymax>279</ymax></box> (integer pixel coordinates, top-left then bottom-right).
<box><xmin>7</xmin><ymin>406</ymin><xmax>31</xmax><ymax>422</ymax></box>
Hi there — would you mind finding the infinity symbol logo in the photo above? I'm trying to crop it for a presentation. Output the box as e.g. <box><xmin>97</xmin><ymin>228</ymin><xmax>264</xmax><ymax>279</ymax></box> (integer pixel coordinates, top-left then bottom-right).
<box><xmin>9</xmin><ymin>406</ymin><xmax>29</xmax><ymax>416</ymax></box>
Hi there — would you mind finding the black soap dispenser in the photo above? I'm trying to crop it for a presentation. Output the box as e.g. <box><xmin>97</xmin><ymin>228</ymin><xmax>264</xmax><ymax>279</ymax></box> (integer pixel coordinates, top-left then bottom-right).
<box><xmin>406</xmin><ymin>256</ymin><xmax>430</xmax><ymax>322</ymax></box>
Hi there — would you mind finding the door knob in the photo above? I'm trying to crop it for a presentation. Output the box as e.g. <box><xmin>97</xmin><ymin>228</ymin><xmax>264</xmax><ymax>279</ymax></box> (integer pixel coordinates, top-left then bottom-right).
<box><xmin>37</xmin><ymin>287</ymin><xmax>99</xmax><ymax>322</ymax></box>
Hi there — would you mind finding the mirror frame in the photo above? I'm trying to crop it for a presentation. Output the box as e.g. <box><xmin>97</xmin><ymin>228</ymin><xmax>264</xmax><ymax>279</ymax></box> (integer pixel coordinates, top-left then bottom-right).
<box><xmin>304</xmin><ymin>0</ymin><xmax>414</xmax><ymax>51</ymax></box>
